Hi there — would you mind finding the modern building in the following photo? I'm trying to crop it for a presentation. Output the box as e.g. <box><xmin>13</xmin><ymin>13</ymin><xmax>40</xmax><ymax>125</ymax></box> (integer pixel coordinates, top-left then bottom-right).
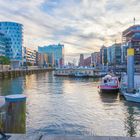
<box><xmin>84</xmin><ymin>56</ymin><xmax>91</xmax><ymax>66</ymax></box>
<box><xmin>122</xmin><ymin>25</ymin><xmax>140</xmax><ymax>64</ymax></box>
<box><xmin>91</xmin><ymin>52</ymin><xmax>100</xmax><ymax>67</ymax></box>
<box><xmin>121</xmin><ymin>44</ymin><xmax>128</xmax><ymax>64</ymax></box>
<box><xmin>0</xmin><ymin>21</ymin><xmax>23</xmax><ymax>68</ymax></box>
<box><xmin>36</xmin><ymin>52</ymin><xmax>48</xmax><ymax>67</ymax></box>
<box><xmin>108</xmin><ymin>43</ymin><xmax>122</xmax><ymax>65</ymax></box>
<box><xmin>23</xmin><ymin>47</ymin><xmax>37</xmax><ymax>66</ymax></box>
<box><xmin>107</xmin><ymin>47</ymin><xmax>111</xmax><ymax>65</ymax></box>
<box><xmin>38</xmin><ymin>44</ymin><xmax>64</xmax><ymax>67</ymax></box>
<box><xmin>47</xmin><ymin>53</ymin><xmax>54</xmax><ymax>66</ymax></box>
<box><xmin>100</xmin><ymin>46</ymin><xmax>107</xmax><ymax>66</ymax></box>
<box><xmin>79</xmin><ymin>54</ymin><xmax>84</xmax><ymax>66</ymax></box>
<box><xmin>0</xmin><ymin>32</ymin><xmax>6</xmax><ymax>56</ymax></box>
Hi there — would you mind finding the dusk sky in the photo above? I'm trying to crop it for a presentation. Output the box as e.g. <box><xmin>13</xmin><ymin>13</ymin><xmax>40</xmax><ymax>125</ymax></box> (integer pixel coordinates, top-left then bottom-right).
<box><xmin>0</xmin><ymin>0</ymin><xmax>140</xmax><ymax>62</ymax></box>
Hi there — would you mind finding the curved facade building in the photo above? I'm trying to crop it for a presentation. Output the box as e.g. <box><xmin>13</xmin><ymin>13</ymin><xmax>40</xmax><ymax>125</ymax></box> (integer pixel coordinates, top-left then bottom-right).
<box><xmin>0</xmin><ymin>21</ymin><xmax>23</xmax><ymax>68</ymax></box>
<box><xmin>0</xmin><ymin>32</ymin><xmax>6</xmax><ymax>56</ymax></box>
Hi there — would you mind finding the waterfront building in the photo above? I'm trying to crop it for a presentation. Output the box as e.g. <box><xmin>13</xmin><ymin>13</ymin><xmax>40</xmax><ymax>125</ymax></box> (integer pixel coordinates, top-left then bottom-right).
<box><xmin>121</xmin><ymin>44</ymin><xmax>128</xmax><ymax>64</ymax></box>
<box><xmin>122</xmin><ymin>25</ymin><xmax>140</xmax><ymax>64</ymax></box>
<box><xmin>108</xmin><ymin>43</ymin><xmax>122</xmax><ymax>65</ymax></box>
<box><xmin>47</xmin><ymin>53</ymin><xmax>54</xmax><ymax>66</ymax></box>
<box><xmin>91</xmin><ymin>52</ymin><xmax>100</xmax><ymax>67</ymax></box>
<box><xmin>100</xmin><ymin>46</ymin><xmax>107</xmax><ymax>66</ymax></box>
<box><xmin>107</xmin><ymin>47</ymin><xmax>111</xmax><ymax>65</ymax></box>
<box><xmin>23</xmin><ymin>47</ymin><xmax>37</xmax><ymax>66</ymax></box>
<box><xmin>38</xmin><ymin>44</ymin><xmax>64</xmax><ymax>67</ymax></box>
<box><xmin>84</xmin><ymin>56</ymin><xmax>91</xmax><ymax>66</ymax></box>
<box><xmin>79</xmin><ymin>54</ymin><xmax>84</xmax><ymax>66</ymax></box>
<box><xmin>0</xmin><ymin>21</ymin><xmax>23</xmax><ymax>68</ymax></box>
<box><xmin>0</xmin><ymin>32</ymin><xmax>6</xmax><ymax>56</ymax></box>
<box><xmin>36</xmin><ymin>52</ymin><xmax>48</xmax><ymax>67</ymax></box>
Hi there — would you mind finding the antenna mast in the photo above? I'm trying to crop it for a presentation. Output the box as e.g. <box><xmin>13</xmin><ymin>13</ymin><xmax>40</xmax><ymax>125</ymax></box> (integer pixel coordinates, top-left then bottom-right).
<box><xmin>134</xmin><ymin>17</ymin><xmax>136</xmax><ymax>25</ymax></box>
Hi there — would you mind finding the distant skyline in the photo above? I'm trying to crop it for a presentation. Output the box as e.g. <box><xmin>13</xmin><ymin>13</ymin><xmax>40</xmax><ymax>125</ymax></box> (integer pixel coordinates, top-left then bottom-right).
<box><xmin>0</xmin><ymin>0</ymin><xmax>140</xmax><ymax>63</ymax></box>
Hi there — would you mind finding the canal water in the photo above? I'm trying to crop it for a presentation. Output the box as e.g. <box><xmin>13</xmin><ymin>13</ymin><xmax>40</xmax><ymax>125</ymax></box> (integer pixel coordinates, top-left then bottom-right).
<box><xmin>0</xmin><ymin>72</ymin><xmax>140</xmax><ymax>137</ymax></box>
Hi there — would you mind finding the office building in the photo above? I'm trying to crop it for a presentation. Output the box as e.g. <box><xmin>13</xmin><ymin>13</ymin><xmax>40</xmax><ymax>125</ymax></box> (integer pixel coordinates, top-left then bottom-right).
<box><xmin>79</xmin><ymin>54</ymin><xmax>84</xmax><ymax>66</ymax></box>
<box><xmin>100</xmin><ymin>46</ymin><xmax>107</xmax><ymax>66</ymax></box>
<box><xmin>109</xmin><ymin>43</ymin><xmax>121</xmax><ymax>65</ymax></box>
<box><xmin>0</xmin><ymin>21</ymin><xmax>23</xmax><ymax>68</ymax></box>
<box><xmin>23</xmin><ymin>47</ymin><xmax>37</xmax><ymax>66</ymax></box>
<box><xmin>91</xmin><ymin>52</ymin><xmax>100</xmax><ymax>67</ymax></box>
<box><xmin>122</xmin><ymin>25</ymin><xmax>140</xmax><ymax>64</ymax></box>
<box><xmin>38</xmin><ymin>44</ymin><xmax>64</xmax><ymax>67</ymax></box>
<box><xmin>0</xmin><ymin>32</ymin><xmax>6</xmax><ymax>56</ymax></box>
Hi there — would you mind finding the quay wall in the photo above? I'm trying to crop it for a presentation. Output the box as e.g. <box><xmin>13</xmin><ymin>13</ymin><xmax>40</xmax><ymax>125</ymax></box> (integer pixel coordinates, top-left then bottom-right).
<box><xmin>0</xmin><ymin>68</ymin><xmax>54</xmax><ymax>79</ymax></box>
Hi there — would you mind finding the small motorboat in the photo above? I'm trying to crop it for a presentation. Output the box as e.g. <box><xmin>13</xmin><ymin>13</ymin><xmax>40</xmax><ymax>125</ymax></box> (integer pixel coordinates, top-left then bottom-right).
<box><xmin>123</xmin><ymin>88</ymin><xmax>140</xmax><ymax>103</ymax></box>
<box><xmin>120</xmin><ymin>73</ymin><xmax>140</xmax><ymax>95</ymax></box>
<box><xmin>99</xmin><ymin>75</ymin><xmax>119</xmax><ymax>93</ymax></box>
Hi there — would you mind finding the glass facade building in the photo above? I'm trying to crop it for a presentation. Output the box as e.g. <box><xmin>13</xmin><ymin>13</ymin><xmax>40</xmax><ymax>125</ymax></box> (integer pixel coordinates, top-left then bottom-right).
<box><xmin>107</xmin><ymin>43</ymin><xmax>121</xmax><ymax>65</ymax></box>
<box><xmin>0</xmin><ymin>21</ymin><xmax>23</xmax><ymax>67</ymax></box>
<box><xmin>38</xmin><ymin>44</ymin><xmax>64</xmax><ymax>67</ymax></box>
<box><xmin>122</xmin><ymin>25</ymin><xmax>140</xmax><ymax>65</ymax></box>
<box><xmin>100</xmin><ymin>46</ymin><xmax>107</xmax><ymax>66</ymax></box>
<box><xmin>0</xmin><ymin>32</ymin><xmax>6</xmax><ymax>56</ymax></box>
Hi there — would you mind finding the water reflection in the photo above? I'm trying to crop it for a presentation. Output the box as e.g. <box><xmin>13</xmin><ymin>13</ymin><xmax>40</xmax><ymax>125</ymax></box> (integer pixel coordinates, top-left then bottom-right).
<box><xmin>124</xmin><ymin>102</ymin><xmax>140</xmax><ymax>137</ymax></box>
<box><xmin>99</xmin><ymin>92</ymin><xmax>119</xmax><ymax>103</ymax></box>
<box><xmin>0</xmin><ymin>77</ymin><xmax>24</xmax><ymax>96</ymax></box>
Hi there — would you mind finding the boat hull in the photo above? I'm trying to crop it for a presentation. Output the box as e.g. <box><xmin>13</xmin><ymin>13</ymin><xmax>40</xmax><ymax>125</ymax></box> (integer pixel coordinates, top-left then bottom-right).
<box><xmin>100</xmin><ymin>88</ymin><xmax>119</xmax><ymax>93</ymax></box>
<box><xmin>99</xmin><ymin>85</ymin><xmax>119</xmax><ymax>93</ymax></box>
<box><xmin>124</xmin><ymin>93</ymin><xmax>140</xmax><ymax>103</ymax></box>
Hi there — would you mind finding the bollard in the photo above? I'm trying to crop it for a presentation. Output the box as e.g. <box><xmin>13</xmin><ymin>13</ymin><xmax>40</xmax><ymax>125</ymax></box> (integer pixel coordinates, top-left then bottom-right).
<box><xmin>0</xmin><ymin>96</ymin><xmax>6</xmax><ymax>139</ymax></box>
<box><xmin>4</xmin><ymin>94</ymin><xmax>26</xmax><ymax>133</ymax></box>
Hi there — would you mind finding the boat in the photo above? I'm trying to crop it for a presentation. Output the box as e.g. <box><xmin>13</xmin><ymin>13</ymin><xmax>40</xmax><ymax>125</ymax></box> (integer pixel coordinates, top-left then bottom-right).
<box><xmin>74</xmin><ymin>72</ymin><xmax>88</xmax><ymax>77</ymax></box>
<box><xmin>123</xmin><ymin>88</ymin><xmax>140</xmax><ymax>103</ymax></box>
<box><xmin>120</xmin><ymin>73</ymin><xmax>140</xmax><ymax>95</ymax></box>
<box><xmin>99</xmin><ymin>75</ymin><xmax>119</xmax><ymax>93</ymax></box>
<box><xmin>54</xmin><ymin>68</ymin><xmax>70</xmax><ymax>76</ymax></box>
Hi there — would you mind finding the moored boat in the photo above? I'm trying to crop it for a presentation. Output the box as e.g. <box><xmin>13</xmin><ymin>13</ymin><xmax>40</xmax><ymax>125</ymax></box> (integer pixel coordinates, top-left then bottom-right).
<box><xmin>120</xmin><ymin>73</ymin><xmax>140</xmax><ymax>95</ymax></box>
<box><xmin>123</xmin><ymin>88</ymin><xmax>140</xmax><ymax>103</ymax></box>
<box><xmin>74</xmin><ymin>72</ymin><xmax>88</xmax><ymax>77</ymax></box>
<box><xmin>99</xmin><ymin>75</ymin><xmax>119</xmax><ymax>93</ymax></box>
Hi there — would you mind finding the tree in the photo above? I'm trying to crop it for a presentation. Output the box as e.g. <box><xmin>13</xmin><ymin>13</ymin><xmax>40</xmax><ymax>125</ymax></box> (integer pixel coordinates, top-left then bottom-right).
<box><xmin>0</xmin><ymin>56</ymin><xmax>10</xmax><ymax>65</ymax></box>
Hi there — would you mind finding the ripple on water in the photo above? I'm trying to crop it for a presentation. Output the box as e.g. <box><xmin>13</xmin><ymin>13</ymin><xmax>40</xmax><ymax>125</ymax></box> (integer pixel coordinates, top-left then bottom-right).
<box><xmin>1</xmin><ymin>72</ymin><xmax>140</xmax><ymax>137</ymax></box>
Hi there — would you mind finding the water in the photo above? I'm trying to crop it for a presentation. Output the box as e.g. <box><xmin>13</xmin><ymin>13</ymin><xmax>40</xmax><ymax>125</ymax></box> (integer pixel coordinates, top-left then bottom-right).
<box><xmin>0</xmin><ymin>72</ymin><xmax>140</xmax><ymax>137</ymax></box>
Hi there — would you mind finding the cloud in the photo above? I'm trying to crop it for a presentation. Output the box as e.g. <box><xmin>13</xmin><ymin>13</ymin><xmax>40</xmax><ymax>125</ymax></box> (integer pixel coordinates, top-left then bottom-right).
<box><xmin>0</xmin><ymin>0</ymin><xmax>140</xmax><ymax>62</ymax></box>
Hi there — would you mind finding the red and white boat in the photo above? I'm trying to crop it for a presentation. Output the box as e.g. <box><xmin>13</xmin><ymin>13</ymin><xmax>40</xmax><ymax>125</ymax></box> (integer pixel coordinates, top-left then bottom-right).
<box><xmin>99</xmin><ymin>75</ymin><xmax>119</xmax><ymax>93</ymax></box>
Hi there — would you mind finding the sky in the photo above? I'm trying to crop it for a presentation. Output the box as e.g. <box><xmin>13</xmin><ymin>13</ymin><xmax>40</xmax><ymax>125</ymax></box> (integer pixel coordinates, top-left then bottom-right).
<box><xmin>0</xmin><ymin>0</ymin><xmax>140</xmax><ymax>63</ymax></box>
